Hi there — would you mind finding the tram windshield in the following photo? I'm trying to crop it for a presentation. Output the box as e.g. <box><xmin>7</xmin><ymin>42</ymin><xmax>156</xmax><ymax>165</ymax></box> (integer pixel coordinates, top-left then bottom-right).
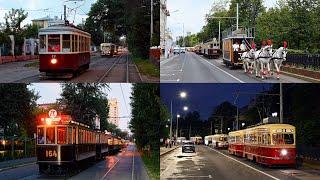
<box><xmin>37</xmin><ymin>127</ymin><xmax>45</xmax><ymax>144</ymax></box>
<box><xmin>272</xmin><ymin>133</ymin><xmax>294</xmax><ymax>145</ymax></box>
<box><xmin>39</xmin><ymin>35</ymin><xmax>46</xmax><ymax>52</ymax></box>
<box><xmin>48</xmin><ymin>35</ymin><xmax>61</xmax><ymax>52</ymax></box>
<box><xmin>219</xmin><ymin>137</ymin><xmax>228</xmax><ymax>142</ymax></box>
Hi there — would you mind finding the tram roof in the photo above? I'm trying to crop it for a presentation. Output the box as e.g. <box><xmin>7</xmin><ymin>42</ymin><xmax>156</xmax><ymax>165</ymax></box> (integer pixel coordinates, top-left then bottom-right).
<box><xmin>39</xmin><ymin>24</ymin><xmax>91</xmax><ymax>37</ymax></box>
<box><xmin>229</xmin><ymin>123</ymin><xmax>295</xmax><ymax>135</ymax></box>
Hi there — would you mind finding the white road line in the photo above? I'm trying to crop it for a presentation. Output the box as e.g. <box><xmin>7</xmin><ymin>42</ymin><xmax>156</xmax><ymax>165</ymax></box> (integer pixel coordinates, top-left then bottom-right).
<box><xmin>205</xmin><ymin>146</ymin><xmax>280</xmax><ymax>180</ymax></box>
<box><xmin>169</xmin><ymin>175</ymin><xmax>212</xmax><ymax>179</ymax></box>
<box><xmin>180</xmin><ymin>53</ymin><xmax>187</xmax><ymax>72</ymax></box>
<box><xmin>100</xmin><ymin>157</ymin><xmax>120</xmax><ymax>180</ymax></box>
<box><xmin>198</xmin><ymin>55</ymin><xmax>245</xmax><ymax>83</ymax></box>
<box><xmin>131</xmin><ymin>146</ymin><xmax>135</xmax><ymax>180</ymax></box>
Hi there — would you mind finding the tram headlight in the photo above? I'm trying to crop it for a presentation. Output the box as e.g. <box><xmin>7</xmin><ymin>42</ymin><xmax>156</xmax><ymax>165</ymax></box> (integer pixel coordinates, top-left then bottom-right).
<box><xmin>50</xmin><ymin>58</ymin><xmax>57</xmax><ymax>65</ymax></box>
<box><xmin>281</xmin><ymin>149</ymin><xmax>288</xmax><ymax>156</ymax></box>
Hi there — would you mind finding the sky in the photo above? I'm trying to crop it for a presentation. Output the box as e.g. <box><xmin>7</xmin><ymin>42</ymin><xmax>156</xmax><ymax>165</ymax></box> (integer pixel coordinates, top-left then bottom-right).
<box><xmin>0</xmin><ymin>0</ymin><xmax>97</xmax><ymax>25</ymax></box>
<box><xmin>167</xmin><ymin>0</ymin><xmax>278</xmax><ymax>40</ymax></box>
<box><xmin>28</xmin><ymin>83</ymin><xmax>132</xmax><ymax>132</ymax></box>
<box><xmin>160</xmin><ymin>83</ymin><xmax>274</xmax><ymax>120</ymax></box>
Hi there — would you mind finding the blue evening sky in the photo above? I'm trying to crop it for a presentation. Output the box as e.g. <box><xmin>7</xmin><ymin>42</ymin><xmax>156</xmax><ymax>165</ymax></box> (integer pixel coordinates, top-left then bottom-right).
<box><xmin>167</xmin><ymin>0</ymin><xmax>278</xmax><ymax>40</ymax></box>
<box><xmin>0</xmin><ymin>0</ymin><xmax>97</xmax><ymax>25</ymax></box>
<box><xmin>28</xmin><ymin>83</ymin><xmax>133</xmax><ymax>131</ymax></box>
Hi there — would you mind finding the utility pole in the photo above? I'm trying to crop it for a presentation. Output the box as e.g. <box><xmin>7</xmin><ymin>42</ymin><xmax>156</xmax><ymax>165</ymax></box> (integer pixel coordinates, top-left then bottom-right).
<box><xmin>64</xmin><ymin>5</ymin><xmax>67</xmax><ymax>21</ymax></box>
<box><xmin>218</xmin><ymin>21</ymin><xmax>221</xmax><ymax>48</ymax></box>
<box><xmin>280</xmin><ymin>83</ymin><xmax>283</xmax><ymax>123</ymax></box>
<box><xmin>221</xmin><ymin>117</ymin><xmax>223</xmax><ymax>133</ymax></box>
<box><xmin>236</xmin><ymin>3</ymin><xmax>239</xmax><ymax>30</ymax></box>
<box><xmin>189</xmin><ymin>124</ymin><xmax>191</xmax><ymax>140</ymax></box>
<box><xmin>150</xmin><ymin>0</ymin><xmax>154</xmax><ymax>47</ymax></box>
<box><xmin>210</xmin><ymin>121</ymin><xmax>213</xmax><ymax>135</ymax></box>
<box><xmin>170</xmin><ymin>101</ymin><xmax>173</xmax><ymax>140</ymax></box>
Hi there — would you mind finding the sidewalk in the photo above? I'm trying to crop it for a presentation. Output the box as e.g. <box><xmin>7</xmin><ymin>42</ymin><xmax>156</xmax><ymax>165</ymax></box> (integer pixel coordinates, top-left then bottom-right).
<box><xmin>0</xmin><ymin>157</ymin><xmax>36</xmax><ymax>171</ymax></box>
<box><xmin>160</xmin><ymin>145</ymin><xmax>180</xmax><ymax>156</ymax></box>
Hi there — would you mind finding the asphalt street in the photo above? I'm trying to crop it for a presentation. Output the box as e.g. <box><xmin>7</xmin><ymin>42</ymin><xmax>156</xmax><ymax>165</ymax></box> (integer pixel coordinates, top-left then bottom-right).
<box><xmin>160</xmin><ymin>145</ymin><xmax>320</xmax><ymax>180</ymax></box>
<box><xmin>0</xmin><ymin>145</ymin><xmax>149</xmax><ymax>180</ymax></box>
<box><xmin>160</xmin><ymin>52</ymin><xmax>308</xmax><ymax>83</ymax></box>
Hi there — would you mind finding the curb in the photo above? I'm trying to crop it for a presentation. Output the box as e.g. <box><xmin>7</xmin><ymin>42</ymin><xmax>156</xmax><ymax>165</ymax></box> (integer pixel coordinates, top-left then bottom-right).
<box><xmin>281</xmin><ymin>71</ymin><xmax>320</xmax><ymax>83</ymax></box>
<box><xmin>160</xmin><ymin>146</ymin><xmax>180</xmax><ymax>157</ymax></box>
<box><xmin>0</xmin><ymin>161</ymin><xmax>36</xmax><ymax>172</ymax></box>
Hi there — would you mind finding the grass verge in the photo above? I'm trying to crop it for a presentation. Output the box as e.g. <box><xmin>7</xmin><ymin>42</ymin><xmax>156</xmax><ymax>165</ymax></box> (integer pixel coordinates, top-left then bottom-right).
<box><xmin>141</xmin><ymin>152</ymin><xmax>159</xmax><ymax>180</ymax></box>
<box><xmin>131</xmin><ymin>56</ymin><xmax>159</xmax><ymax>78</ymax></box>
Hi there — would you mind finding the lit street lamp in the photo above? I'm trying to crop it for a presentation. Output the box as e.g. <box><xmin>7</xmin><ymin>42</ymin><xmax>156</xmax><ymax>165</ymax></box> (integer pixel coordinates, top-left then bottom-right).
<box><xmin>176</xmin><ymin>114</ymin><xmax>180</xmax><ymax>138</ymax></box>
<box><xmin>170</xmin><ymin>91</ymin><xmax>188</xmax><ymax>141</ymax></box>
<box><xmin>242</xmin><ymin>123</ymin><xmax>245</xmax><ymax>128</ymax></box>
<box><xmin>183</xmin><ymin>106</ymin><xmax>188</xmax><ymax>111</ymax></box>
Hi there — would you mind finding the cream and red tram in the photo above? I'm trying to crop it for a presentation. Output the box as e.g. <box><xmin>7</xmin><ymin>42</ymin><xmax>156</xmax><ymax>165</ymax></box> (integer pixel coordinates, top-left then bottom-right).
<box><xmin>228</xmin><ymin>124</ymin><xmax>296</xmax><ymax>166</ymax></box>
<box><xmin>205</xmin><ymin>134</ymin><xmax>228</xmax><ymax>148</ymax></box>
<box><xmin>100</xmin><ymin>43</ymin><xmax>118</xmax><ymax>57</ymax></box>
<box><xmin>36</xmin><ymin>110</ymin><xmax>123</xmax><ymax>174</ymax></box>
<box><xmin>222</xmin><ymin>27</ymin><xmax>255</xmax><ymax>68</ymax></box>
<box><xmin>38</xmin><ymin>22</ymin><xmax>91</xmax><ymax>77</ymax></box>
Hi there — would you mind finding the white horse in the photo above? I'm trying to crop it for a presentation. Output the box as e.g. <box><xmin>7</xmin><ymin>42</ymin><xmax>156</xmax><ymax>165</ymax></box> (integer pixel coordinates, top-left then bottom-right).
<box><xmin>241</xmin><ymin>48</ymin><xmax>256</xmax><ymax>74</ymax></box>
<box><xmin>271</xmin><ymin>47</ymin><xmax>287</xmax><ymax>79</ymax></box>
<box><xmin>254</xmin><ymin>45</ymin><xmax>272</xmax><ymax>79</ymax></box>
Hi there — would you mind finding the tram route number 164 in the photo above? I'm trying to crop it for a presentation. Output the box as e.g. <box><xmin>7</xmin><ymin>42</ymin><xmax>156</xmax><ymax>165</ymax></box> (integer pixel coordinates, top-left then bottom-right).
<box><xmin>45</xmin><ymin>149</ymin><xmax>57</xmax><ymax>158</ymax></box>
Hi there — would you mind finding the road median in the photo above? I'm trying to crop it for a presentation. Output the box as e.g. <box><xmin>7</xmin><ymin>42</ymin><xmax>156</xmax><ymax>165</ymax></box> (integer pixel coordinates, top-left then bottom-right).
<box><xmin>160</xmin><ymin>145</ymin><xmax>180</xmax><ymax>156</ymax></box>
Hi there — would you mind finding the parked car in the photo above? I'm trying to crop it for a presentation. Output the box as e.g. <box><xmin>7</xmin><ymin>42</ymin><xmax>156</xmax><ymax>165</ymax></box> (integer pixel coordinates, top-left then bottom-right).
<box><xmin>182</xmin><ymin>140</ymin><xmax>195</xmax><ymax>153</ymax></box>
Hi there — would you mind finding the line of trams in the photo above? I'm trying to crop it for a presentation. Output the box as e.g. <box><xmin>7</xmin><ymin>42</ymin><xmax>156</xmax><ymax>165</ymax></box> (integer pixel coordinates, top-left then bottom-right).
<box><xmin>38</xmin><ymin>20</ymin><xmax>123</xmax><ymax>78</ymax></box>
<box><xmin>202</xmin><ymin>123</ymin><xmax>296</xmax><ymax>167</ymax></box>
<box><xmin>36</xmin><ymin>111</ymin><xmax>126</xmax><ymax>175</ymax></box>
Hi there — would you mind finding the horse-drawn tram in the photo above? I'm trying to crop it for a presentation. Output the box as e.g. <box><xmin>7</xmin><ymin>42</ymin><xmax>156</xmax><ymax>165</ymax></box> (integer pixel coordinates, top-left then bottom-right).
<box><xmin>222</xmin><ymin>26</ymin><xmax>255</xmax><ymax>68</ymax></box>
<box><xmin>228</xmin><ymin>123</ymin><xmax>296</xmax><ymax>167</ymax></box>
<box><xmin>36</xmin><ymin>109</ymin><xmax>124</xmax><ymax>175</ymax></box>
<box><xmin>38</xmin><ymin>21</ymin><xmax>91</xmax><ymax>78</ymax></box>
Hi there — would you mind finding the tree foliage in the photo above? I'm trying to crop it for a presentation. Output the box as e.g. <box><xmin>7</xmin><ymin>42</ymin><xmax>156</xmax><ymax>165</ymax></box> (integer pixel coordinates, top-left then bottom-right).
<box><xmin>129</xmin><ymin>84</ymin><xmax>160</xmax><ymax>153</ymax></box>
<box><xmin>59</xmin><ymin>83</ymin><xmax>110</xmax><ymax>131</ymax></box>
<box><xmin>0</xmin><ymin>84</ymin><xmax>39</xmax><ymax>137</ymax></box>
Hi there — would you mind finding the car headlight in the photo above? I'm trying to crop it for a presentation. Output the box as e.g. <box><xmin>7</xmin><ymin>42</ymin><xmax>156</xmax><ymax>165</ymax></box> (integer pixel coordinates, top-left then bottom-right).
<box><xmin>281</xmin><ymin>149</ymin><xmax>288</xmax><ymax>156</ymax></box>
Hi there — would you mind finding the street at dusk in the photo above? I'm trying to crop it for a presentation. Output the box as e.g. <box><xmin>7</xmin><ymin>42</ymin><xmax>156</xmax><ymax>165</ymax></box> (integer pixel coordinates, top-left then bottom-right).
<box><xmin>160</xmin><ymin>83</ymin><xmax>320</xmax><ymax>180</ymax></box>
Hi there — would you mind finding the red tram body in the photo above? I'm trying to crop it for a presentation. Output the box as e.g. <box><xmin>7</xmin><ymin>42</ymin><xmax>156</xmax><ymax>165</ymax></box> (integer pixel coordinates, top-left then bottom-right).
<box><xmin>38</xmin><ymin>22</ymin><xmax>91</xmax><ymax>77</ymax></box>
<box><xmin>228</xmin><ymin>124</ymin><xmax>296</xmax><ymax>167</ymax></box>
<box><xmin>36</xmin><ymin>110</ymin><xmax>124</xmax><ymax>174</ymax></box>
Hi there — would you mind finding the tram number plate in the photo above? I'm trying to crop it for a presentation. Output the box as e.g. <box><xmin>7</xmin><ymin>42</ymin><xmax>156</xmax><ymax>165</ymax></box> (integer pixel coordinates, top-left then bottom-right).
<box><xmin>45</xmin><ymin>150</ymin><xmax>57</xmax><ymax>158</ymax></box>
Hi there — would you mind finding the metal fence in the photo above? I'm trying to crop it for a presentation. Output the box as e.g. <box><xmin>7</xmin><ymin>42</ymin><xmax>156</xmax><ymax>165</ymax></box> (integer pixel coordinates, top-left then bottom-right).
<box><xmin>0</xmin><ymin>136</ymin><xmax>36</xmax><ymax>162</ymax></box>
<box><xmin>285</xmin><ymin>54</ymin><xmax>320</xmax><ymax>70</ymax></box>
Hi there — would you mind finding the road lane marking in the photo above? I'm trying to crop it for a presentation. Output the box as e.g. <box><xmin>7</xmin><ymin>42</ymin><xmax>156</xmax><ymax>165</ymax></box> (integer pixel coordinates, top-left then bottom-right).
<box><xmin>100</xmin><ymin>157</ymin><xmax>120</xmax><ymax>180</ymax></box>
<box><xmin>205</xmin><ymin>146</ymin><xmax>280</xmax><ymax>180</ymax></box>
<box><xmin>180</xmin><ymin>53</ymin><xmax>187</xmax><ymax>72</ymax></box>
<box><xmin>169</xmin><ymin>175</ymin><xmax>213</xmax><ymax>179</ymax></box>
<box><xmin>196</xmin><ymin>55</ymin><xmax>245</xmax><ymax>83</ymax></box>
<box><xmin>131</xmin><ymin>146</ymin><xmax>135</xmax><ymax>180</ymax></box>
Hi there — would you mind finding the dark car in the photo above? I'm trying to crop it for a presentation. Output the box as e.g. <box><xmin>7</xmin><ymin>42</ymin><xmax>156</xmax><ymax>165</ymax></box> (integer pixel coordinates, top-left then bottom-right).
<box><xmin>182</xmin><ymin>141</ymin><xmax>195</xmax><ymax>153</ymax></box>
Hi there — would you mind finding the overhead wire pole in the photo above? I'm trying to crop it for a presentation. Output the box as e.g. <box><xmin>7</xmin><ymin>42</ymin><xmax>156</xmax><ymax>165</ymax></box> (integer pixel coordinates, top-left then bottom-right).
<box><xmin>150</xmin><ymin>0</ymin><xmax>154</xmax><ymax>47</ymax></box>
<box><xmin>280</xmin><ymin>83</ymin><xmax>283</xmax><ymax>123</ymax></box>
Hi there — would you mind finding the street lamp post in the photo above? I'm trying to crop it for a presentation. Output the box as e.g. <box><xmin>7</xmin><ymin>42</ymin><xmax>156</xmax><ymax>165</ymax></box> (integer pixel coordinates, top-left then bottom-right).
<box><xmin>150</xmin><ymin>0</ymin><xmax>154</xmax><ymax>47</ymax></box>
<box><xmin>176</xmin><ymin>114</ymin><xmax>180</xmax><ymax>138</ymax></box>
<box><xmin>170</xmin><ymin>91</ymin><xmax>187</xmax><ymax>141</ymax></box>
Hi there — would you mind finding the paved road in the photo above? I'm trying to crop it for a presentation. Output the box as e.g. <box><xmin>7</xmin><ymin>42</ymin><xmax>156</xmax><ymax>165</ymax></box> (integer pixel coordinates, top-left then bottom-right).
<box><xmin>160</xmin><ymin>52</ymin><xmax>308</xmax><ymax>83</ymax></box>
<box><xmin>160</xmin><ymin>145</ymin><xmax>320</xmax><ymax>180</ymax></box>
<box><xmin>0</xmin><ymin>145</ymin><xmax>149</xmax><ymax>180</ymax></box>
<box><xmin>0</xmin><ymin>53</ymin><xmax>143</xmax><ymax>83</ymax></box>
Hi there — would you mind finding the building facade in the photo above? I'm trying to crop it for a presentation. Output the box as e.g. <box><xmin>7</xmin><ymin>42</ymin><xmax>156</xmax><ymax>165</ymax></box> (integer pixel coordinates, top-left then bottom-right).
<box><xmin>160</xmin><ymin>0</ymin><xmax>170</xmax><ymax>57</ymax></box>
<box><xmin>108</xmin><ymin>98</ymin><xmax>120</xmax><ymax>127</ymax></box>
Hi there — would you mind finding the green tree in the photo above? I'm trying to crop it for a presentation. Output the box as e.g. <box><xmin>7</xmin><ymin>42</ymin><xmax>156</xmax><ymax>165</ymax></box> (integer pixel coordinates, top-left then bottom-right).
<box><xmin>0</xmin><ymin>84</ymin><xmax>38</xmax><ymax>137</ymax></box>
<box><xmin>129</xmin><ymin>83</ymin><xmax>160</xmax><ymax>153</ymax></box>
<box><xmin>59</xmin><ymin>83</ymin><xmax>110</xmax><ymax>130</ymax></box>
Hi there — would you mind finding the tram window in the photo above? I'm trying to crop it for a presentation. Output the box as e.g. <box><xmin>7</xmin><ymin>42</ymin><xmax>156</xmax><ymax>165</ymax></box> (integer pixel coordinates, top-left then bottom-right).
<box><xmin>63</xmin><ymin>34</ymin><xmax>71</xmax><ymax>52</ymax></box>
<box><xmin>73</xmin><ymin>35</ymin><xmax>78</xmax><ymax>52</ymax></box>
<box><xmin>37</xmin><ymin>127</ymin><xmax>45</xmax><ymax>144</ymax></box>
<box><xmin>39</xmin><ymin>35</ymin><xmax>46</xmax><ymax>52</ymax></box>
<box><xmin>68</xmin><ymin>127</ymin><xmax>72</xmax><ymax>144</ymax></box>
<box><xmin>73</xmin><ymin>127</ymin><xmax>76</xmax><ymax>144</ymax></box>
<box><xmin>46</xmin><ymin>127</ymin><xmax>55</xmax><ymax>144</ymax></box>
<box><xmin>79</xmin><ymin>129</ymin><xmax>82</xmax><ymax>144</ymax></box>
<box><xmin>273</xmin><ymin>134</ymin><xmax>294</xmax><ymax>145</ymax></box>
<box><xmin>58</xmin><ymin>127</ymin><xmax>67</xmax><ymax>144</ymax></box>
<box><xmin>48</xmin><ymin>35</ymin><xmax>61</xmax><ymax>52</ymax></box>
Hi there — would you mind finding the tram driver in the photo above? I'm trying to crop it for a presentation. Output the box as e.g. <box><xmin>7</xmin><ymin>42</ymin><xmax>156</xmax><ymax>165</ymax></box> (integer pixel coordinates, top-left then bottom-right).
<box><xmin>233</xmin><ymin>41</ymin><xmax>240</xmax><ymax>62</ymax></box>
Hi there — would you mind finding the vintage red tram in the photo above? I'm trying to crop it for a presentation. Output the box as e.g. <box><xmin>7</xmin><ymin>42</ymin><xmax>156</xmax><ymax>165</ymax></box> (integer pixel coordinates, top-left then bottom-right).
<box><xmin>36</xmin><ymin>109</ymin><xmax>123</xmax><ymax>174</ymax></box>
<box><xmin>38</xmin><ymin>21</ymin><xmax>91</xmax><ymax>78</ymax></box>
<box><xmin>228</xmin><ymin>124</ymin><xmax>296</xmax><ymax>167</ymax></box>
